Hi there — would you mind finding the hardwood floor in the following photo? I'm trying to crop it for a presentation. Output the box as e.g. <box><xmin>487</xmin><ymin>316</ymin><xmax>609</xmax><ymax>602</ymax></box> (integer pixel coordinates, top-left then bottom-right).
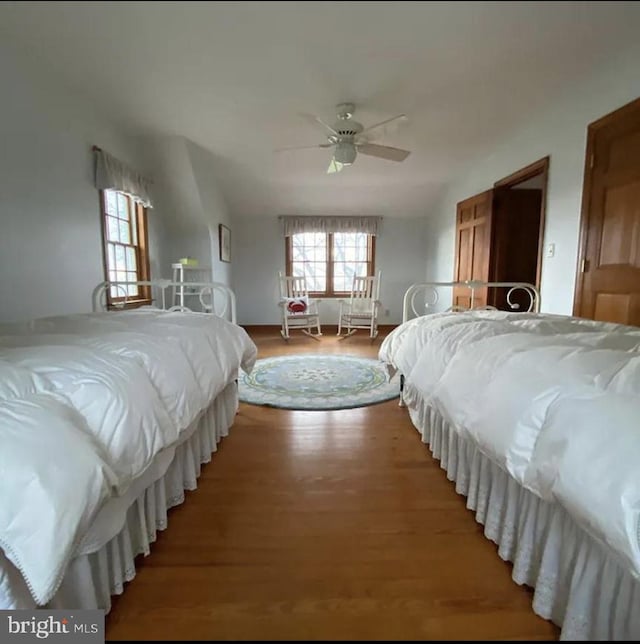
<box><xmin>106</xmin><ymin>328</ymin><xmax>558</xmax><ymax>641</ymax></box>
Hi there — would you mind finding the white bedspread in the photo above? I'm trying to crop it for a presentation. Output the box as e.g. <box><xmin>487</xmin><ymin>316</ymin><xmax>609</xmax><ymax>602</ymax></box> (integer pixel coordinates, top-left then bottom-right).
<box><xmin>0</xmin><ymin>309</ymin><xmax>257</xmax><ymax>606</ymax></box>
<box><xmin>380</xmin><ymin>311</ymin><xmax>640</xmax><ymax>578</ymax></box>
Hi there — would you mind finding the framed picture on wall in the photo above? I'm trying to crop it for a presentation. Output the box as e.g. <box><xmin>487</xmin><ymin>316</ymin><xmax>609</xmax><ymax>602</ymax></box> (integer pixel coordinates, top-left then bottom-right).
<box><xmin>219</xmin><ymin>224</ymin><xmax>231</xmax><ymax>263</ymax></box>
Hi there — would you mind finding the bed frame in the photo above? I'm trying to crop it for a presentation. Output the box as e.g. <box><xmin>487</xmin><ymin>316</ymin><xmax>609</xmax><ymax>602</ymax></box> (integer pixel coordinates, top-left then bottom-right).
<box><xmin>398</xmin><ymin>280</ymin><xmax>540</xmax><ymax>406</ymax></box>
<box><xmin>402</xmin><ymin>280</ymin><xmax>540</xmax><ymax>323</ymax></box>
<box><xmin>91</xmin><ymin>279</ymin><xmax>237</xmax><ymax>324</ymax></box>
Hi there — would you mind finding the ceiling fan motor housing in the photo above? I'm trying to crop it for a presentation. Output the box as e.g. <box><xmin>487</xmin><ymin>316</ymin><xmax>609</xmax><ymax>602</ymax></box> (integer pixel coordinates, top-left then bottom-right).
<box><xmin>332</xmin><ymin>102</ymin><xmax>364</xmax><ymax>139</ymax></box>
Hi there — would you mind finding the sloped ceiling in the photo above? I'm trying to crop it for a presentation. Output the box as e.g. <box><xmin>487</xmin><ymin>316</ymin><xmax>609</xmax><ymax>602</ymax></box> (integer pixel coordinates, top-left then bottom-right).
<box><xmin>1</xmin><ymin>1</ymin><xmax>639</xmax><ymax>218</ymax></box>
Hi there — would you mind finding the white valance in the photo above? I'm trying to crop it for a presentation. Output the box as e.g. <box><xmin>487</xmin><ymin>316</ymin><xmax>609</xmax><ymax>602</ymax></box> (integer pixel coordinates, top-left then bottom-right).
<box><xmin>280</xmin><ymin>215</ymin><xmax>381</xmax><ymax>237</ymax></box>
<box><xmin>94</xmin><ymin>148</ymin><xmax>153</xmax><ymax>208</ymax></box>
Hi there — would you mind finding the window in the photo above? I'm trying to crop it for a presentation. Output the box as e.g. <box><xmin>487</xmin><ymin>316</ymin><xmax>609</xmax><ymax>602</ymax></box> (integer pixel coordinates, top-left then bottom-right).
<box><xmin>285</xmin><ymin>232</ymin><xmax>375</xmax><ymax>296</ymax></box>
<box><xmin>101</xmin><ymin>189</ymin><xmax>151</xmax><ymax>305</ymax></box>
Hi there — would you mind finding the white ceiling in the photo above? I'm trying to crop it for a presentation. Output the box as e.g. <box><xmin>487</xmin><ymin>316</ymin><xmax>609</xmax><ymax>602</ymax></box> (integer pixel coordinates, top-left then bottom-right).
<box><xmin>1</xmin><ymin>1</ymin><xmax>639</xmax><ymax>218</ymax></box>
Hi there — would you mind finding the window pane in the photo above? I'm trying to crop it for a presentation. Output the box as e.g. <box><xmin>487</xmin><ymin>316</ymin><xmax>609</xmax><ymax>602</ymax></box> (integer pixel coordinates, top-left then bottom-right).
<box><xmin>344</xmin><ymin>246</ymin><xmax>357</xmax><ymax>262</ymax></box>
<box><xmin>117</xmin><ymin>193</ymin><xmax>129</xmax><ymax>220</ymax></box>
<box><xmin>114</xmin><ymin>245</ymin><xmax>126</xmax><ymax>271</ymax></box>
<box><xmin>105</xmin><ymin>190</ymin><xmax>117</xmax><ymax>216</ymax></box>
<box><xmin>355</xmin><ymin>262</ymin><xmax>368</xmax><ymax>277</ymax></box>
<box><xmin>334</xmin><ymin>263</ymin><xmax>348</xmax><ymax>293</ymax></box>
<box><xmin>119</xmin><ymin>219</ymin><xmax>131</xmax><ymax>244</ymax></box>
<box><xmin>116</xmin><ymin>271</ymin><xmax>127</xmax><ymax>285</ymax></box>
<box><xmin>331</xmin><ymin>231</ymin><xmax>372</xmax><ymax>293</ymax></box>
<box><xmin>107</xmin><ymin>244</ymin><xmax>116</xmax><ymax>272</ymax></box>
<box><xmin>334</xmin><ymin>278</ymin><xmax>347</xmax><ymax>292</ymax></box>
<box><xmin>125</xmin><ymin>247</ymin><xmax>137</xmax><ymax>272</ymax></box>
<box><xmin>314</xmin><ymin>232</ymin><xmax>327</xmax><ymax>249</ymax></box>
<box><xmin>344</xmin><ymin>263</ymin><xmax>356</xmax><ymax>287</ymax></box>
<box><xmin>126</xmin><ymin>272</ymin><xmax>139</xmax><ymax>297</ymax></box>
<box><xmin>333</xmin><ymin>232</ymin><xmax>345</xmax><ymax>247</ymax></box>
<box><xmin>305</xmin><ymin>264</ymin><xmax>326</xmax><ymax>292</ymax></box>
<box><xmin>356</xmin><ymin>242</ymin><xmax>368</xmax><ymax>262</ymax></box>
<box><xmin>107</xmin><ymin>216</ymin><xmax>119</xmax><ymax>242</ymax></box>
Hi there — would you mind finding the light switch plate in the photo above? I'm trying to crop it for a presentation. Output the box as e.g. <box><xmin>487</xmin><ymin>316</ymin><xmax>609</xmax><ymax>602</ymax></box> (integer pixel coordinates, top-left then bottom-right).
<box><xmin>546</xmin><ymin>243</ymin><xmax>555</xmax><ymax>258</ymax></box>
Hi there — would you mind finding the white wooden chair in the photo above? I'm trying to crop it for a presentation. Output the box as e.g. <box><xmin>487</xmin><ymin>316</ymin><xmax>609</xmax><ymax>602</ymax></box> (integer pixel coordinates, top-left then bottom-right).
<box><xmin>337</xmin><ymin>270</ymin><xmax>382</xmax><ymax>340</ymax></box>
<box><xmin>278</xmin><ymin>272</ymin><xmax>322</xmax><ymax>341</ymax></box>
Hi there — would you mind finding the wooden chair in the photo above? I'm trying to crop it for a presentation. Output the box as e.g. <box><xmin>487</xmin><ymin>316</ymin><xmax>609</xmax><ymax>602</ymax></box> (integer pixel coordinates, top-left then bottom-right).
<box><xmin>278</xmin><ymin>272</ymin><xmax>322</xmax><ymax>341</ymax></box>
<box><xmin>337</xmin><ymin>270</ymin><xmax>382</xmax><ymax>340</ymax></box>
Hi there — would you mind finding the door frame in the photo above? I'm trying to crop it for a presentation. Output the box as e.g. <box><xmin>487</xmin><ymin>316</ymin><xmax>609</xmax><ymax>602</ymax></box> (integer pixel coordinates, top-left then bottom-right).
<box><xmin>572</xmin><ymin>96</ymin><xmax>640</xmax><ymax>316</ymax></box>
<box><xmin>494</xmin><ymin>156</ymin><xmax>549</xmax><ymax>289</ymax></box>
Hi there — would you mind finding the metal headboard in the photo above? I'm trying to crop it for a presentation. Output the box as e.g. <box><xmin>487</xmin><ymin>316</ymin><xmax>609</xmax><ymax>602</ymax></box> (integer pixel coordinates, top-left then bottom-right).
<box><xmin>92</xmin><ymin>280</ymin><xmax>237</xmax><ymax>324</ymax></box>
<box><xmin>402</xmin><ymin>280</ymin><xmax>540</xmax><ymax>323</ymax></box>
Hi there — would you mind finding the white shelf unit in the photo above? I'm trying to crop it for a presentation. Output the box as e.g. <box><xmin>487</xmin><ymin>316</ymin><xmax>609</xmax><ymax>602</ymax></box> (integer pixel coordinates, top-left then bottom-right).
<box><xmin>171</xmin><ymin>263</ymin><xmax>213</xmax><ymax>308</ymax></box>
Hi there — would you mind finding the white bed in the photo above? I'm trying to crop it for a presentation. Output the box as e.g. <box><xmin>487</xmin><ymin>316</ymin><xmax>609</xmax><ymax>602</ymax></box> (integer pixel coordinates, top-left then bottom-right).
<box><xmin>0</xmin><ymin>281</ymin><xmax>257</xmax><ymax>612</ymax></box>
<box><xmin>379</xmin><ymin>281</ymin><xmax>640</xmax><ymax>641</ymax></box>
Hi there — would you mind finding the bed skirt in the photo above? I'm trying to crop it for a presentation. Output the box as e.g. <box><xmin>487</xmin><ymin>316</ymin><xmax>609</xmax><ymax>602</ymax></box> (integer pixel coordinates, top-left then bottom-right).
<box><xmin>406</xmin><ymin>393</ymin><xmax>640</xmax><ymax>641</ymax></box>
<box><xmin>0</xmin><ymin>381</ymin><xmax>238</xmax><ymax>613</ymax></box>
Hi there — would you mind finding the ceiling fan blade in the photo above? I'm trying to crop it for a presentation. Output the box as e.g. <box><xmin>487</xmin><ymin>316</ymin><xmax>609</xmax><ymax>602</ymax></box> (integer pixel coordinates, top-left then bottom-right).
<box><xmin>300</xmin><ymin>112</ymin><xmax>338</xmax><ymax>136</ymax></box>
<box><xmin>356</xmin><ymin>143</ymin><xmax>411</xmax><ymax>162</ymax></box>
<box><xmin>275</xmin><ymin>143</ymin><xmax>334</xmax><ymax>152</ymax></box>
<box><xmin>327</xmin><ymin>158</ymin><xmax>344</xmax><ymax>174</ymax></box>
<box><xmin>358</xmin><ymin>114</ymin><xmax>407</xmax><ymax>139</ymax></box>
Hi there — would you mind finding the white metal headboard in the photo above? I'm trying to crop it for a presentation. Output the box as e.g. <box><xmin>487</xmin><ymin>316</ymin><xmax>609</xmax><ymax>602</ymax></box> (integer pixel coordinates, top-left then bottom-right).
<box><xmin>92</xmin><ymin>280</ymin><xmax>237</xmax><ymax>324</ymax></box>
<box><xmin>402</xmin><ymin>280</ymin><xmax>540</xmax><ymax>323</ymax></box>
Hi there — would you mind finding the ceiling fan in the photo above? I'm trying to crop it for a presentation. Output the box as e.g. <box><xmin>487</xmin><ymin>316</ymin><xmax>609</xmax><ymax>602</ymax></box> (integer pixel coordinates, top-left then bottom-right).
<box><xmin>277</xmin><ymin>103</ymin><xmax>411</xmax><ymax>174</ymax></box>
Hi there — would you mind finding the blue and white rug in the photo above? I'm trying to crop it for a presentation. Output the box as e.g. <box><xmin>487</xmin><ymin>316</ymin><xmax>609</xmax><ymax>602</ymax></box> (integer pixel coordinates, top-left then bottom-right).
<box><xmin>239</xmin><ymin>354</ymin><xmax>399</xmax><ymax>410</ymax></box>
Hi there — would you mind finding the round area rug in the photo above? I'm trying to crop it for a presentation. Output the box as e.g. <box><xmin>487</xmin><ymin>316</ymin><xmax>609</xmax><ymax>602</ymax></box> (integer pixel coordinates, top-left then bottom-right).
<box><xmin>239</xmin><ymin>354</ymin><xmax>399</xmax><ymax>410</ymax></box>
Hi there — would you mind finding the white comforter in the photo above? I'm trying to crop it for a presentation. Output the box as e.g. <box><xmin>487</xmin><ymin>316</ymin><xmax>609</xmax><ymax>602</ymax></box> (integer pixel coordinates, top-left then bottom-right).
<box><xmin>380</xmin><ymin>312</ymin><xmax>640</xmax><ymax>578</ymax></box>
<box><xmin>0</xmin><ymin>309</ymin><xmax>257</xmax><ymax>606</ymax></box>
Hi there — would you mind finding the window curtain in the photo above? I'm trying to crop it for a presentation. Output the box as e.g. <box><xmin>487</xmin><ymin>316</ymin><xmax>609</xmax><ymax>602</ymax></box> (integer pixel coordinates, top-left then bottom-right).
<box><xmin>280</xmin><ymin>215</ymin><xmax>380</xmax><ymax>237</ymax></box>
<box><xmin>94</xmin><ymin>148</ymin><xmax>153</xmax><ymax>208</ymax></box>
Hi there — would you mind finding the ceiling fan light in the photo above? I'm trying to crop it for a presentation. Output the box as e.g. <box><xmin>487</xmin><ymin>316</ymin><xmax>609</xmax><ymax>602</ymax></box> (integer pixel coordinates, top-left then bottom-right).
<box><xmin>334</xmin><ymin>142</ymin><xmax>357</xmax><ymax>165</ymax></box>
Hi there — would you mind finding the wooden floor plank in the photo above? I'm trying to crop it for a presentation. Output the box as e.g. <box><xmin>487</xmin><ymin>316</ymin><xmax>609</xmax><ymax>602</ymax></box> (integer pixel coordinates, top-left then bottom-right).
<box><xmin>106</xmin><ymin>329</ymin><xmax>558</xmax><ymax>640</ymax></box>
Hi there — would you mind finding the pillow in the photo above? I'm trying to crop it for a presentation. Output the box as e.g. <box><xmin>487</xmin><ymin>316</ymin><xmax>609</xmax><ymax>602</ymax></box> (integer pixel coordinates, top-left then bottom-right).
<box><xmin>283</xmin><ymin>296</ymin><xmax>308</xmax><ymax>314</ymax></box>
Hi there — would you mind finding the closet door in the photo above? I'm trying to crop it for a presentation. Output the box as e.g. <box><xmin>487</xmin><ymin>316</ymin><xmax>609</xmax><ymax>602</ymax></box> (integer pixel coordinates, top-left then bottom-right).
<box><xmin>453</xmin><ymin>190</ymin><xmax>493</xmax><ymax>309</ymax></box>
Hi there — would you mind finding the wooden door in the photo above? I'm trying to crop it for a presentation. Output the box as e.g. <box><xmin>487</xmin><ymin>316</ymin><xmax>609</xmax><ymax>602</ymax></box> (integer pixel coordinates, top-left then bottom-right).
<box><xmin>574</xmin><ymin>97</ymin><xmax>640</xmax><ymax>325</ymax></box>
<box><xmin>489</xmin><ymin>187</ymin><xmax>542</xmax><ymax>310</ymax></box>
<box><xmin>453</xmin><ymin>190</ymin><xmax>493</xmax><ymax>309</ymax></box>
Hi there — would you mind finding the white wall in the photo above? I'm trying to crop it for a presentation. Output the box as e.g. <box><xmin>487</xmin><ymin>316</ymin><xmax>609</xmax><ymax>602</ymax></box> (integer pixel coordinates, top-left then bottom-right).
<box><xmin>137</xmin><ymin>136</ymin><xmax>212</xmax><ymax>275</ymax></box>
<box><xmin>137</xmin><ymin>136</ymin><xmax>233</xmax><ymax>287</ymax></box>
<box><xmin>233</xmin><ymin>217</ymin><xmax>426</xmax><ymax>325</ymax></box>
<box><xmin>425</xmin><ymin>42</ymin><xmax>640</xmax><ymax>314</ymax></box>
<box><xmin>0</xmin><ymin>42</ymin><xmax>164</xmax><ymax>323</ymax></box>
<box><xmin>184</xmin><ymin>140</ymin><xmax>233</xmax><ymax>287</ymax></box>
